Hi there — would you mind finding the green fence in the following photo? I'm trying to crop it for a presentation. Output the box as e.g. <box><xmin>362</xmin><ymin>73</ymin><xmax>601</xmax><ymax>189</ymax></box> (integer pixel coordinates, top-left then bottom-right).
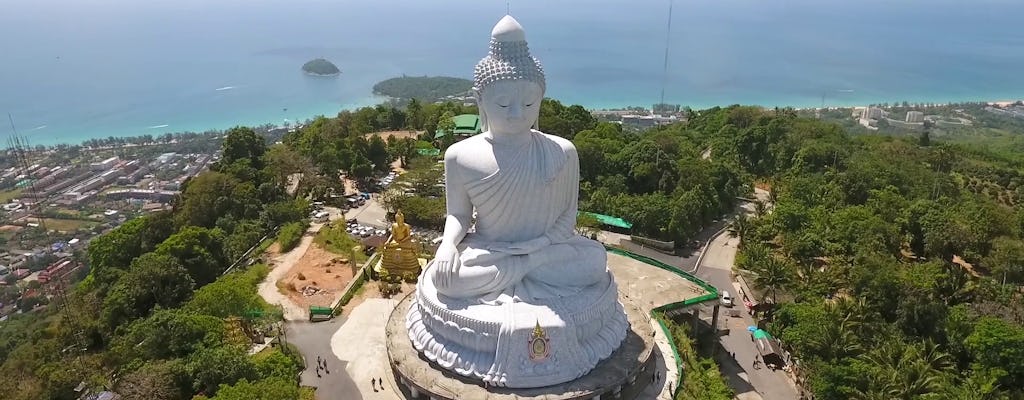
<box><xmin>309</xmin><ymin>306</ymin><xmax>333</xmax><ymax>321</ymax></box>
<box><xmin>606</xmin><ymin>247</ymin><xmax>720</xmax><ymax>400</ymax></box>
<box><xmin>329</xmin><ymin>252</ymin><xmax>381</xmax><ymax>317</ymax></box>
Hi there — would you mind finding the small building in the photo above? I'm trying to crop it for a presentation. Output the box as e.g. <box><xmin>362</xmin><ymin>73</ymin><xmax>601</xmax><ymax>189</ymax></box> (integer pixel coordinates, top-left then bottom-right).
<box><xmin>90</xmin><ymin>156</ymin><xmax>120</xmax><ymax>171</ymax></box>
<box><xmin>861</xmin><ymin>107</ymin><xmax>884</xmax><ymax>120</ymax></box>
<box><xmin>906</xmin><ymin>111</ymin><xmax>924</xmax><ymax>123</ymax></box>
<box><xmin>434</xmin><ymin>114</ymin><xmax>482</xmax><ymax>143</ymax></box>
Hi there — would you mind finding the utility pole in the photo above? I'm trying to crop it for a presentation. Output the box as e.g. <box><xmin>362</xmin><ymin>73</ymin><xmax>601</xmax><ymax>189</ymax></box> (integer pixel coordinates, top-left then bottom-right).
<box><xmin>658</xmin><ymin>0</ymin><xmax>674</xmax><ymax>115</ymax></box>
<box><xmin>7</xmin><ymin>114</ymin><xmax>46</xmax><ymax>231</ymax></box>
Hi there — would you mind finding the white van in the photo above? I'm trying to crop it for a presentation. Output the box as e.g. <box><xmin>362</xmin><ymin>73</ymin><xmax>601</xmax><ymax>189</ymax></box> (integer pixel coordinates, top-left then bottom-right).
<box><xmin>720</xmin><ymin>291</ymin><xmax>734</xmax><ymax>307</ymax></box>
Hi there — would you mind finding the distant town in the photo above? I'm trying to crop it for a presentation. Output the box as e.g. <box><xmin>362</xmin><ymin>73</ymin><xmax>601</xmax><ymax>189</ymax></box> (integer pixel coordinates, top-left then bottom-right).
<box><xmin>0</xmin><ymin>124</ymin><xmax>292</xmax><ymax>317</ymax></box>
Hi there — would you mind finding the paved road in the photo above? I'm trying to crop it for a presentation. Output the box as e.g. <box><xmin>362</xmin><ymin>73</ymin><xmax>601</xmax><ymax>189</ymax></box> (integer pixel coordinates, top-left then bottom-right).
<box><xmin>287</xmin><ymin>320</ymin><xmax>363</xmax><ymax>400</ymax></box>
<box><xmin>621</xmin><ymin>191</ymin><xmax>798</xmax><ymax>400</ymax></box>
<box><xmin>614</xmin><ymin>217</ymin><xmax>731</xmax><ymax>272</ymax></box>
<box><xmin>699</xmin><ymin>191</ymin><xmax>797</xmax><ymax>400</ymax></box>
<box><xmin>699</xmin><ymin>232</ymin><xmax>798</xmax><ymax>400</ymax></box>
<box><xmin>348</xmin><ymin>196</ymin><xmax>389</xmax><ymax>229</ymax></box>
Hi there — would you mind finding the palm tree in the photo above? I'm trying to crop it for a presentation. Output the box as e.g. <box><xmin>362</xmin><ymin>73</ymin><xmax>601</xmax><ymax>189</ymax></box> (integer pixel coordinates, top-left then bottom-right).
<box><xmin>857</xmin><ymin>340</ymin><xmax>953</xmax><ymax>400</ymax></box>
<box><xmin>727</xmin><ymin>214</ymin><xmax>751</xmax><ymax>249</ymax></box>
<box><xmin>753</xmin><ymin>199</ymin><xmax>768</xmax><ymax>218</ymax></box>
<box><xmin>808</xmin><ymin>319</ymin><xmax>861</xmax><ymax>361</ymax></box>
<box><xmin>751</xmin><ymin>256</ymin><xmax>793</xmax><ymax>304</ymax></box>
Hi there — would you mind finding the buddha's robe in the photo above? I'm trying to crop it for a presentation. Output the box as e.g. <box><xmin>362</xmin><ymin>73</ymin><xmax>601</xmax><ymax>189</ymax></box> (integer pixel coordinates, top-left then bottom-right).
<box><xmin>429</xmin><ymin>132</ymin><xmax>607</xmax><ymax>302</ymax></box>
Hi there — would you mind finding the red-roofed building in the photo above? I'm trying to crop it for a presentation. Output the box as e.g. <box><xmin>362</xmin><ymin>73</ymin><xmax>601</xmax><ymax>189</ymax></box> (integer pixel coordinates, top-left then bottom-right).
<box><xmin>39</xmin><ymin>259</ymin><xmax>77</xmax><ymax>284</ymax></box>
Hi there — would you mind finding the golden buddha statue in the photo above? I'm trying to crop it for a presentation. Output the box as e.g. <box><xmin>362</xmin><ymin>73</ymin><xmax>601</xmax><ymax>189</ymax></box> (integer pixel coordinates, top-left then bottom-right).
<box><xmin>390</xmin><ymin>210</ymin><xmax>413</xmax><ymax>245</ymax></box>
<box><xmin>380</xmin><ymin>210</ymin><xmax>422</xmax><ymax>278</ymax></box>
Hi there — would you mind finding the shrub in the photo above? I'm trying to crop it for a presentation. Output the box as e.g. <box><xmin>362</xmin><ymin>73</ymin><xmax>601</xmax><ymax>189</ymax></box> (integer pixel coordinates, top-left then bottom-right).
<box><xmin>277</xmin><ymin>222</ymin><xmax>305</xmax><ymax>252</ymax></box>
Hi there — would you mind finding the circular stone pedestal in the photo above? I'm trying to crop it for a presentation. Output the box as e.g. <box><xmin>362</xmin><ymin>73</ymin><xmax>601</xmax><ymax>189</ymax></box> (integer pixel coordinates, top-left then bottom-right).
<box><xmin>386</xmin><ymin>293</ymin><xmax>656</xmax><ymax>400</ymax></box>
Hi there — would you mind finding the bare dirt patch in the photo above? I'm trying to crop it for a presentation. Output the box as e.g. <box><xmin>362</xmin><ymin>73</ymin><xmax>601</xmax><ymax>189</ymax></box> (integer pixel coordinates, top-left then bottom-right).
<box><xmin>338</xmin><ymin>279</ymin><xmax>416</xmax><ymax>317</ymax></box>
<box><xmin>366</xmin><ymin>130</ymin><xmax>422</xmax><ymax>140</ymax></box>
<box><xmin>276</xmin><ymin>243</ymin><xmax>360</xmax><ymax>310</ymax></box>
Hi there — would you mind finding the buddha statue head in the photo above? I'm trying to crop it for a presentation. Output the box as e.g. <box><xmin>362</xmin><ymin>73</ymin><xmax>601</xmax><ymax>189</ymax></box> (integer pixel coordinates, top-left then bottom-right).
<box><xmin>473</xmin><ymin>15</ymin><xmax>546</xmax><ymax>136</ymax></box>
<box><xmin>395</xmin><ymin>209</ymin><xmax>406</xmax><ymax>225</ymax></box>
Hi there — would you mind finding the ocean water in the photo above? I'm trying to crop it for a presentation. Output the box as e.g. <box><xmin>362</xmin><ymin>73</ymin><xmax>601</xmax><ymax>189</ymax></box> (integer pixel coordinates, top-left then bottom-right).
<box><xmin>1</xmin><ymin>0</ymin><xmax>1022</xmax><ymax>146</ymax></box>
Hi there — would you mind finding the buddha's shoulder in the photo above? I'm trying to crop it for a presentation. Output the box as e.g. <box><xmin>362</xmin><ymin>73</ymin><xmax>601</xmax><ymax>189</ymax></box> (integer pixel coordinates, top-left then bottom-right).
<box><xmin>535</xmin><ymin>131</ymin><xmax>577</xmax><ymax>155</ymax></box>
<box><xmin>444</xmin><ymin>136</ymin><xmax>487</xmax><ymax>162</ymax></box>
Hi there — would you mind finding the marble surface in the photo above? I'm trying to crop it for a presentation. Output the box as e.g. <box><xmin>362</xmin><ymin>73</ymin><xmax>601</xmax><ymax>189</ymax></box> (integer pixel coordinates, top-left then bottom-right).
<box><xmin>403</xmin><ymin>15</ymin><xmax>628</xmax><ymax>388</ymax></box>
<box><xmin>391</xmin><ymin>292</ymin><xmax>654</xmax><ymax>399</ymax></box>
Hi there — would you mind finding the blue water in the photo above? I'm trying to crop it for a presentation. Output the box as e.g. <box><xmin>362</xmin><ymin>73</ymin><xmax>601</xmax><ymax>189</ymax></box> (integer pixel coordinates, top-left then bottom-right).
<box><xmin>1</xmin><ymin>0</ymin><xmax>1022</xmax><ymax>146</ymax></box>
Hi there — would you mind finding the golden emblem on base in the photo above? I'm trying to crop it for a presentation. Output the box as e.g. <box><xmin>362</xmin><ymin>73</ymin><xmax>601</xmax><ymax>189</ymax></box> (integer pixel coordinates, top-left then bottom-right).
<box><xmin>528</xmin><ymin>320</ymin><xmax>550</xmax><ymax>362</ymax></box>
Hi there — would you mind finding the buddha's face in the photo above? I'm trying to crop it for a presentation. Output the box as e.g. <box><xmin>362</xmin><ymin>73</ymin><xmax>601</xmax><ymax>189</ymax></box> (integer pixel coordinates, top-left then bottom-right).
<box><xmin>479</xmin><ymin>80</ymin><xmax>543</xmax><ymax>136</ymax></box>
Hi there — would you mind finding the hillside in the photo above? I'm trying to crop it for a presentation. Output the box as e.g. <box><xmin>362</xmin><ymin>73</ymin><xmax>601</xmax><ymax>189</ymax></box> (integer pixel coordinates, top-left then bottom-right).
<box><xmin>372</xmin><ymin>76</ymin><xmax>472</xmax><ymax>102</ymax></box>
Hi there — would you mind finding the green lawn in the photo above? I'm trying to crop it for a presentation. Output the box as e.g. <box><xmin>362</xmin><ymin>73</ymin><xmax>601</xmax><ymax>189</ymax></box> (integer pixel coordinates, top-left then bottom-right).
<box><xmin>0</xmin><ymin>188</ymin><xmax>24</xmax><ymax>203</ymax></box>
<box><xmin>313</xmin><ymin>223</ymin><xmax>368</xmax><ymax>263</ymax></box>
<box><xmin>40</xmin><ymin>218</ymin><xmax>98</xmax><ymax>232</ymax></box>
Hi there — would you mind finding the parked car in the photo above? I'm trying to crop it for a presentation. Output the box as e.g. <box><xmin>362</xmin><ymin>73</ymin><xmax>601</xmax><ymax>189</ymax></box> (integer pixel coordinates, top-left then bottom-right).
<box><xmin>720</xmin><ymin>291</ymin><xmax>734</xmax><ymax>307</ymax></box>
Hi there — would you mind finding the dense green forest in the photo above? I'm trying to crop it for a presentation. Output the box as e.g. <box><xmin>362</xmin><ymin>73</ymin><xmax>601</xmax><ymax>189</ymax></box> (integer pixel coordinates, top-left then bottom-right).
<box><xmin>4</xmin><ymin>97</ymin><xmax>1024</xmax><ymax>399</ymax></box>
<box><xmin>691</xmin><ymin>106</ymin><xmax>1024</xmax><ymax>399</ymax></box>
<box><xmin>371</xmin><ymin>76</ymin><xmax>472</xmax><ymax>101</ymax></box>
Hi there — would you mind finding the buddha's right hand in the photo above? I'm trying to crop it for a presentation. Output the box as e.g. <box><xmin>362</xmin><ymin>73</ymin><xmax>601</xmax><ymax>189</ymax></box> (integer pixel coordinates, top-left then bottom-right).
<box><xmin>433</xmin><ymin>242</ymin><xmax>459</xmax><ymax>288</ymax></box>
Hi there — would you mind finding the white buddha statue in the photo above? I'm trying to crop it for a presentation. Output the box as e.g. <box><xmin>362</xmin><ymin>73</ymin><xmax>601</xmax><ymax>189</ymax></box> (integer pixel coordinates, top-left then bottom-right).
<box><xmin>405</xmin><ymin>15</ymin><xmax>628</xmax><ymax>388</ymax></box>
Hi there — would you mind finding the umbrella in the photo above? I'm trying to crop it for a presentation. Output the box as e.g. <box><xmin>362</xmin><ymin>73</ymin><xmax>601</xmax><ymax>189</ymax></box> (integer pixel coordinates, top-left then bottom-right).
<box><xmin>747</xmin><ymin>326</ymin><xmax>757</xmax><ymax>332</ymax></box>
<box><xmin>752</xmin><ymin>329</ymin><xmax>771</xmax><ymax>340</ymax></box>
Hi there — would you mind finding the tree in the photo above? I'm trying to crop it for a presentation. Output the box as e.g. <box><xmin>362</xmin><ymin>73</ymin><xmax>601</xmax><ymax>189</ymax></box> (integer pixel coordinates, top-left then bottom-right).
<box><xmin>86</xmin><ymin>217</ymin><xmax>152</xmax><ymax>292</ymax></box>
<box><xmin>157</xmin><ymin>226</ymin><xmax>227</xmax><ymax>286</ymax></box>
<box><xmin>102</xmin><ymin>253</ymin><xmax>195</xmax><ymax>329</ymax></box>
<box><xmin>263</xmin><ymin>144</ymin><xmax>311</xmax><ymax>187</ymax></box>
<box><xmin>185</xmin><ymin>265</ymin><xmax>268</xmax><ymax>318</ymax></box>
<box><xmin>437</xmin><ymin>111</ymin><xmax>456</xmax><ymax>138</ymax></box>
<box><xmin>252</xmin><ymin>348</ymin><xmax>301</xmax><ymax>381</ymax></box>
<box><xmin>186</xmin><ymin>345</ymin><xmax>257</xmax><ymax>395</ymax></box>
<box><xmin>348</xmin><ymin>155</ymin><xmax>374</xmax><ymax>182</ymax></box>
<box><xmin>406</xmin><ymin>98</ymin><xmax>424</xmax><ymax>129</ymax></box>
<box><xmin>117</xmin><ymin>360</ymin><xmax>189</xmax><ymax>400</ymax></box>
<box><xmin>277</xmin><ymin>222</ymin><xmax>305</xmax><ymax>252</ymax></box>
<box><xmin>367</xmin><ymin>134</ymin><xmax>391</xmax><ymax>172</ymax></box>
<box><xmin>750</xmin><ymin>256</ymin><xmax>794</xmax><ymax>303</ymax></box>
<box><xmin>727</xmin><ymin>214</ymin><xmax>751</xmax><ymax>249</ymax></box>
<box><xmin>207</xmin><ymin>377</ymin><xmax>299</xmax><ymax>400</ymax></box>
<box><xmin>983</xmin><ymin>237</ymin><xmax>1024</xmax><ymax>284</ymax></box>
<box><xmin>177</xmin><ymin>172</ymin><xmax>245</xmax><ymax>229</ymax></box>
<box><xmin>392</xmin><ymin>137</ymin><xmax>417</xmax><ymax>168</ymax></box>
<box><xmin>575</xmin><ymin>213</ymin><xmax>601</xmax><ymax>238</ymax></box>
<box><xmin>219</xmin><ymin>126</ymin><xmax>266</xmax><ymax>171</ymax></box>
<box><xmin>965</xmin><ymin>317</ymin><xmax>1024</xmax><ymax>388</ymax></box>
<box><xmin>111</xmin><ymin>309</ymin><xmax>228</xmax><ymax>362</ymax></box>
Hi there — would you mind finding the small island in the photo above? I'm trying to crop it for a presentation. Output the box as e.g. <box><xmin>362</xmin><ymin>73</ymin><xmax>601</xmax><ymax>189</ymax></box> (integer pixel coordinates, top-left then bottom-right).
<box><xmin>372</xmin><ymin>76</ymin><xmax>473</xmax><ymax>102</ymax></box>
<box><xmin>302</xmin><ymin>58</ymin><xmax>341</xmax><ymax>77</ymax></box>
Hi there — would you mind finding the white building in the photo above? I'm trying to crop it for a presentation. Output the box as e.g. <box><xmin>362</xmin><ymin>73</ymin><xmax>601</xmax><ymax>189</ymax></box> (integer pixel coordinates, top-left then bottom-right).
<box><xmin>861</xmin><ymin>107</ymin><xmax>883</xmax><ymax>120</ymax></box>
<box><xmin>906</xmin><ymin>111</ymin><xmax>924</xmax><ymax>123</ymax></box>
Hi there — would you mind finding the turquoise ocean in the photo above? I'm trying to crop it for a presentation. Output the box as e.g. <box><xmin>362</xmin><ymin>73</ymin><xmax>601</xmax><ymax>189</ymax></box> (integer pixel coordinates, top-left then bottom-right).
<box><xmin>1</xmin><ymin>0</ymin><xmax>1023</xmax><ymax>146</ymax></box>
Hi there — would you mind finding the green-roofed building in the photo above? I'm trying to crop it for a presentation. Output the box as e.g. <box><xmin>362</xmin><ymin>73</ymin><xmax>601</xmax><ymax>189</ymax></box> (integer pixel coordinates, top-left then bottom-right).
<box><xmin>434</xmin><ymin>114</ymin><xmax>482</xmax><ymax>140</ymax></box>
<box><xmin>579</xmin><ymin>211</ymin><xmax>633</xmax><ymax>230</ymax></box>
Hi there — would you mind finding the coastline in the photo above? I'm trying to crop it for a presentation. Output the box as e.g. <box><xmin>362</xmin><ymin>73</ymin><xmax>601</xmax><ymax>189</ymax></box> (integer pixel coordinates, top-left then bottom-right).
<box><xmin>303</xmin><ymin>71</ymin><xmax>341</xmax><ymax>77</ymax></box>
<box><xmin>18</xmin><ymin>95</ymin><xmax>1023</xmax><ymax>148</ymax></box>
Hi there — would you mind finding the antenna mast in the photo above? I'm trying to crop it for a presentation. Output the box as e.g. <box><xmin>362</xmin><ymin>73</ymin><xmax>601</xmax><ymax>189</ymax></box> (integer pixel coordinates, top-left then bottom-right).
<box><xmin>7</xmin><ymin>114</ymin><xmax>46</xmax><ymax>231</ymax></box>
<box><xmin>658</xmin><ymin>0</ymin><xmax>674</xmax><ymax>115</ymax></box>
